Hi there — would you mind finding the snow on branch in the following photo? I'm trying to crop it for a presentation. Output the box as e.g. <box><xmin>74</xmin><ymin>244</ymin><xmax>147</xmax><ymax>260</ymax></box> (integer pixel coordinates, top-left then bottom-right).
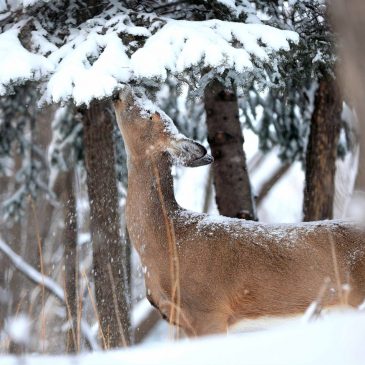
<box><xmin>0</xmin><ymin>26</ymin><xmax>53</xmax><ymax>94</ymax></box>
<box><xmin>0</xmin><ymin>2</ymin><xmax>299</xmax><ymax>105</ymax></box>
<box><xmin>131</xmin><ymin>20</ymin><xmax>298</xmax><ymax>80</ymax></box>
<box><xmin>0</xmin><ymin>237</ymin><xmax>64</xmax><ymax>300</ymax></box>
<box><xmin>0</xmin><ymin>237</ymin><xmax>99</xmax><ymax>350</ymax></box>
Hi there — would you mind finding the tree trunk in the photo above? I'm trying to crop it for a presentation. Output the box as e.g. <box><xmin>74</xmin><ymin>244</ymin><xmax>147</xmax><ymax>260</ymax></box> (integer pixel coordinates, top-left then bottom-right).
<box><xmin>82</xmin><ymin>101</ymin><xmax>131</xmax><ymax>348</ymax></box>
<box><xmin>330</xmin><ymin>0</ymin><xmax>365</xmax><ymax>193</ymax></box>
<box><xmin>303</xmin><ymin>79</ymin><xmax>342</xmax><ymax>221</ymax></box>
<box><xmin>62</xmin><ymin>169</ymin><xmax>78</xmax><ymax>353</ymax></box>
<box><xmin>204</xmin><ymin>80</ymin><xmax>257</xmax><ymax>220</ymax></box>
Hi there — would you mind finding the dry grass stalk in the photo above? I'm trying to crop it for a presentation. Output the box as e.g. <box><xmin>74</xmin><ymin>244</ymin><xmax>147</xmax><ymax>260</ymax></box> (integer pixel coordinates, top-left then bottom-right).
<box><xmin>329</xmin><ymin>234</ymin><xmax>346</xmax><ymax>305</ymax></box>
<box><xmin>107</xmin><ymin>263</ymin><xmax>128</xmax><ymax>347</ymax></box>
<box><xmin>29</xmin><ymin>196</ymin><xmax>46</xmax><ymax>352</ymax></box>
<box><xmin>63</xmin><ymin>276</ymin><xmax>77</xmax><ymax>352</ymax></box>
<box><xmin>152</xmin><ymin>160</ymin><xmax>181</xmax><ymax>339</ymax></box>
<box><xmin>15</xmin><ymin>291</ymin><xmax>27</xmax><ymax>316</ymax></box>
<box><xmin>303</xmin><ymin>276</ymin><xmax>331</xmax><ymax>322</ymax></box>
<box><xmin>81</xmin><ymin>270</ymin><xmax>107</xmax><ymax>349</ymax></box>
<box><xmin>77</xmin><ymin>269</ymin><xmax>83</xmax><ymax>352</ymax></box>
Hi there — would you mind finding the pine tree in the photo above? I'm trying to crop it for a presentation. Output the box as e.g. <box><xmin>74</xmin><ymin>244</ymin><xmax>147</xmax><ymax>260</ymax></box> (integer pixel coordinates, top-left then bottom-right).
<box><xmin>242</xmin><ymin>1</ymin><xmax>351</xmax><ymax>220</ymax></box>
<box><xmin>0</xmin><ymin>0</ymin><xmax>300</xmax><ymax>349</ymax></box>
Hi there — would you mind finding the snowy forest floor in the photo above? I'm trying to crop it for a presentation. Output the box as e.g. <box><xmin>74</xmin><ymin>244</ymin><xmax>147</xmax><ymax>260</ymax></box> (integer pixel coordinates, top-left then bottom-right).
<box><xmin>1</xmin><ymin>310</ymin><xmax>365</xmax><ymax>365</ymax></box>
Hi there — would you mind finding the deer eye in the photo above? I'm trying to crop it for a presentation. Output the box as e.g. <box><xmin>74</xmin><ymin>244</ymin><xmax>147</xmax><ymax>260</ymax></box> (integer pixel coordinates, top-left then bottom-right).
<box><xmin>150</xmin><ymin>113</ymin><xmax>161</xmax><ymax>122</ymax></box>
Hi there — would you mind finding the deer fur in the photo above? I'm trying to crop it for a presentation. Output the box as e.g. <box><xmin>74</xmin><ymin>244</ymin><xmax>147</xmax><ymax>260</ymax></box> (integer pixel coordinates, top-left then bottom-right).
<box><xmin>114</xmin><ymin>88</ymin><xmax>365</xmax><ymax>336</ymax></box>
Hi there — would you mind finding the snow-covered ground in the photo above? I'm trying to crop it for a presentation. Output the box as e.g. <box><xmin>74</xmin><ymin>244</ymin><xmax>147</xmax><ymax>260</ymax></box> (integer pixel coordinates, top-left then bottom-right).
<box><xmin>2</xmin><ymin>311</ymin><xmax>365</xmax><ymax>365</ymax></box>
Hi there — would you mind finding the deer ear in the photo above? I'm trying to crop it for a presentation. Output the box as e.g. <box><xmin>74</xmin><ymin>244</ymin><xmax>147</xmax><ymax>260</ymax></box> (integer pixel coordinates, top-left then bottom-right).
<box><xmin>169</xmin><ymin>139</ymin><xmax>213</xmax><ymax>167</ymax></box>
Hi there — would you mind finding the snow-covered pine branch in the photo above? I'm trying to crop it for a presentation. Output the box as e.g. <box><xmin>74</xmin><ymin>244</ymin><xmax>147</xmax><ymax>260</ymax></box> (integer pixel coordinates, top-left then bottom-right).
<box><xmin>0</xmin><ymin>1</ymin><xmax>298</xmax><ymax>105</ymax></box>
<box><xmin>0</xmin><ymin>236</ymin><xmax>98</xmax><ymax>350</ymax></box>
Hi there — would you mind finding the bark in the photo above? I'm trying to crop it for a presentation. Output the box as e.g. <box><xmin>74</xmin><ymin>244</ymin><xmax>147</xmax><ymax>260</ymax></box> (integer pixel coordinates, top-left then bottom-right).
<box><xmin>82</xmin><ymin>101</ymin><xmax>131</xmax><ymax>348</ymax></box>
<box><xmin>204</xmin><ymin>80</ymin><xmax>257</xmax><ymax>220</ymax></box>
<box><xmin>303</xmin><ymin>79</ymin><xmax>342</xmax><ymax>221</ymax></box>
<box><xmin>330</xmin><ymin>1</ymin><xmax>365</xmax><ymax>192</ymax></box>
<box><xmin>62</xmin><ymin>170</ymin><xmax>78</xmax><ymax>353</ymax></box>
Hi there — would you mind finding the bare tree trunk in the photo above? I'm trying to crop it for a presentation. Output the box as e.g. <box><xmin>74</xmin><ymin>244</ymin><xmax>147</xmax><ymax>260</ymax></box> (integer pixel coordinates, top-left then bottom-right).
<box><xmin>330</xmin><ymin>1</ymin><xmax>365</xmax><ymax>193</ymax></box>
<box><xmin>82</xmin><ymin>101</ymin><xmax>131</xmax><ymax>348</ymax></box>
<box><xmin>303</xmin><ymin>79</ymin><xmax>342</xmax><ymax>221</ymax></box>
<box><xmin>62</xmin><ymin>169</ymin><xmax>78</xmax><ymax>353</ymax></box>
<box><xmin>204</xmin><ymin>80</ymin><xmax>257</xmax><ymax>220</ymax></box>
<box><xmin>0</xmin><ymin>177</ymin><xmax>21</xmax><ymax>332</ymax></box>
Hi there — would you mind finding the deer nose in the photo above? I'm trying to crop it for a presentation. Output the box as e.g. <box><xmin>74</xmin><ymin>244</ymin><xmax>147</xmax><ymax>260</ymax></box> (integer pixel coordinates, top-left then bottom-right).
<box><xmin>188</xmin><ymin>152</ymin><xmax>214</xmax><ymax>167</ymax></box>
<box><xmin>188</xmin><ymin>141</ymin><xmax>207</xmax><ymax>158</ymax></box>
<box><xmin>187</xmin><ymin>142</ymin><xmax>214</xmax><ymax>167</ymax></box>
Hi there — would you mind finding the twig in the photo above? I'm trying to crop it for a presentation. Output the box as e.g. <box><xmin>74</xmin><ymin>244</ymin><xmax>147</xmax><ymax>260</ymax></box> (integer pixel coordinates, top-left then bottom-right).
<box><xmin>29</xmin><ymin>196</ymin><xmax>46</xmax><ymax>352</ymax></box>
<box><xmin>329</xmin><ymin>234</ymin><xmax>345</xmax><ymax>305</ymax></box>
<box><xmin>256</xmin><ymin>163</ymin><xmax>291</xmax><ymax>206</ymax></box>
<box><xmin>63</xmin><ymin>276</ymin><xmax>77</xmax><ymax>352</ymax></box>
<box><xmin>81</xmin><ymin>270</ymin><xmax>106</xmax><ymax>350</ymax></box>
<box><xmin>107</xmin><ymin>263</ymin><xmax>128</xmax><ymax>347</ymax></box>
<box><xmin>152</xmin><ymin>159</ymin><xmax>181</xmax><ymax>339</ymax></box>
<box><xmin>303</xmin><ymin>277</ymin><xmax>331</xmax><ymax>322</ymax></box>
<box><xmin>0</xmin><ymin>237</ymin><xmax>99</xmax><ymax>350</ymax></box>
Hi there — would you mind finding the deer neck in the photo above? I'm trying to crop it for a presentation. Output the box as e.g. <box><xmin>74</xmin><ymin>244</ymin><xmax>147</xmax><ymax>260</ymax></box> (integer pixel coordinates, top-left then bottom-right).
<box><xmin>125</xmin><ymin>153</ymin><xmax>179</xmax><ymax>255</ymax></box>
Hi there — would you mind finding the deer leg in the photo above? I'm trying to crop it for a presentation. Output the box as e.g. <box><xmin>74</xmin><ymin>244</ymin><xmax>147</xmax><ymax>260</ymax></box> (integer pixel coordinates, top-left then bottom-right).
<box><xmin>186</xmin><ymin>311</ymin><xmax>228</xmax><ymax>337</ymax></box>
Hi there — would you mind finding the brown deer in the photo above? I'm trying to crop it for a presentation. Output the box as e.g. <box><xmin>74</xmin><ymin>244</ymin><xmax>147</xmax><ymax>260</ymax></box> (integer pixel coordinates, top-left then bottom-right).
<box><xmin>114</xmin><ymin>88</ymin><xmax>365</xmax><ymax>336</ymax></box>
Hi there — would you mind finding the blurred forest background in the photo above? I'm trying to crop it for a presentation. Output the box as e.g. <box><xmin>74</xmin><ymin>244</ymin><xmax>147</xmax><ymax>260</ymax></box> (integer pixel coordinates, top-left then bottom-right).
<box><xmin>0</xmin><ymin>0</ymin><xmax>364</xmax><ymax>356</ymax></box>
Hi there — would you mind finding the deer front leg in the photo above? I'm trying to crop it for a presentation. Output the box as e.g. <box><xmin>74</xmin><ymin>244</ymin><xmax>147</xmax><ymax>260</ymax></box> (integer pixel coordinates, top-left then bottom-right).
<box><xmin>186</xmin><ymin>310</ymin><xmax>229</xmax><ymax>336</ymax></box>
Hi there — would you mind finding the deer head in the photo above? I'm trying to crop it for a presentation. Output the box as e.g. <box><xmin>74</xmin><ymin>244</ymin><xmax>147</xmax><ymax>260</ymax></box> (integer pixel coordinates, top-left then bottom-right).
<box><xmin>114</xmin><ymin>87</ymin><xmax>213</xmax><ymax>167</ymax></box>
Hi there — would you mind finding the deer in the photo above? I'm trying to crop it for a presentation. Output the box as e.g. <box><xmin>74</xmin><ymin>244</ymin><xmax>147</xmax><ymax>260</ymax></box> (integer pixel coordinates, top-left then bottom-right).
<box><xmin>113</xmin><ymin>88</ymin><xmax>365</xmax><ymax>336</ymax></box>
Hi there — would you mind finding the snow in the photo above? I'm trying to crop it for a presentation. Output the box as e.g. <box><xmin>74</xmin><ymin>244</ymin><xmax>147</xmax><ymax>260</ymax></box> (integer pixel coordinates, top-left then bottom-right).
<box><xmin>0</xmin><ymin>27</ymin><xmax>53</xmax><ymax>94</ymax></box>
<box><xmin>0</xmin><ymin>0</ymin><xmax>45</xmax><ymax>12</ymax></box>
<box><xmin>44</xmin><ymin>32</ymin><xmax>131</xmax><ymax>105</ymax></box>
<box><xmin>175</xmin><ymin>164</ymin><xmax>211</xmax><ymax>213</ymax></box>
<box><xmin>0</xmin><ymin>237</ymin><xmax>99</xmax><ymax>350</ymax></box>
<box><xmin>132</xmin><ymin>92</ymin><xmax>182</xmax><ymax>138</ymax></box>
<box><xmin>132</xmin><ymin>20</ymin><xmax>298</xmax><ymax>79</ymax></box>
<box><xmin>0</xmin><ymin>9</ymin><xmax>299</xmax><ymax>105</ymax></box>
<box><xmin>132</xmin><ymin>298</ymin><xmax>154</xmax><ymax>329</ymax></box>
<box><xmin>5</xmin><ymin>315</ymin><xmax>31</xmax><ymax>345</ymax></box>
<box><xmin>1</xmin><ymin>311</ymin><xmax>365</xmax><ymax>364</ymax></box>
<box><xmin>0</xmin><ymin>237</ymin><xmax>64</xmax><ymax>301</ymax></box>
<box><xmin>174</xmin><ymin>125</ymin><xmax>359</xmax><ymax>224</ymax></box>
<box><xmin>255</xmin><ymin>155</ymin><xmax>305</xmax><ymax>223</ymax></box>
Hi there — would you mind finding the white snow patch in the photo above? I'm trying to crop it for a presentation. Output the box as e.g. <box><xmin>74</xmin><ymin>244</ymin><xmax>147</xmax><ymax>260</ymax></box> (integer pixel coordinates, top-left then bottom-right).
<box><xmin>44</xmin><ymin>32</ymin><xmax>131</xmax><ymax>105</ymax></box>
<box><xmin>132</xmin><ymin>20</ymin><xmax>298</xmax><ymax>80</ymax></box>
<box><xmin>0</xmin><ymin>311</ymin><xmax>364</xmax><ymax>365</ymax></box>
<box><xmin>0</xmin><ymin>28</ymin><xmax>53</xmax><ymax>94</ymax></box>
<box><xmin>0</xmin><ymin>12</ymin><xmax>298</xmax><ymax>105</ymax></box>
<box><xmin>132</xmin><ymin>298</ymin><xmax>153</xmax><ymax>328</ymax></box>
<box><xmin>5</xmin><ymin>314</ymin><xmax>31</xmax><ymax>345</ymax></box>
